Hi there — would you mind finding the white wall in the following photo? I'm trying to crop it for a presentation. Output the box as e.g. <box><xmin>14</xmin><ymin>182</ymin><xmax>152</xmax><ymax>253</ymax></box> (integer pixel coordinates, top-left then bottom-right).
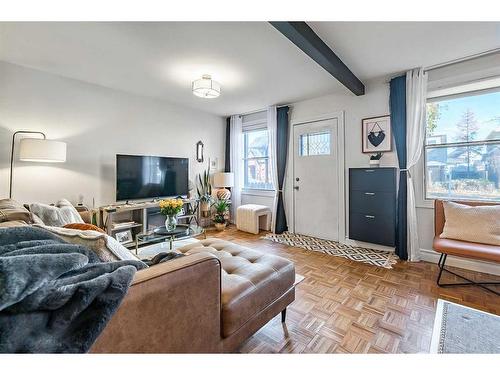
<box><xmin>0</xmin><ymin>61</ymin><xmax>226</xmax><ymax>207</ymax></box>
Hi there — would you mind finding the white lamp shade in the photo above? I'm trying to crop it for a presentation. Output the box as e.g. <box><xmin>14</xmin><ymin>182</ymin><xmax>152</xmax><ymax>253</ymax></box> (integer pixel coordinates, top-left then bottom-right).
<box><xmin>213</xmin><ymin>172</ymin><xmax>234</xmax><ymax>188</ymax></box>
<box><xmin>19</xmin><ymin>138</ymin><xmax>67</xmax><ymax>163</ymax></box>
<box><xmin>192</xmin><ymin>74</ymin><xmax>221</xmax><ymax>99</ymax></box>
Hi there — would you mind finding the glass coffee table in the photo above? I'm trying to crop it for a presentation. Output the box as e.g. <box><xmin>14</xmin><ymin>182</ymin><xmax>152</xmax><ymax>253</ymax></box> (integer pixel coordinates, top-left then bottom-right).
<box><xmin>134</xmin><ymin>224</ymin><xmax>205</xmax><ymax>255</ymax></box>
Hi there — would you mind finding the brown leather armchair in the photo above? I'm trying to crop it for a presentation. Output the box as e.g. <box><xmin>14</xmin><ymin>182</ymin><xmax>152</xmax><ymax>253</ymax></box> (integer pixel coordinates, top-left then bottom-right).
<box><xmin>433</xmin><ymin>199</ymin><xmax>500</xmax><ymax>296</ymax></box>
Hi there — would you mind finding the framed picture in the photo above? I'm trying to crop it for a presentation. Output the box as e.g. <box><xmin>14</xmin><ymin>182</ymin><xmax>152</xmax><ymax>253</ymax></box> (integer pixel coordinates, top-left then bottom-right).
<box><xmin>209</xmin><ymin>157</ymin><xmax>218</xmax><ymax>172</ymax></box>
<box><xmin>115</xmin><ymin>229</ymin><xmax>133</xmax><ymax>244</ymax></box>
<box><xmin>362</xmin><ymin>115</ymin><xmax>392</xmax><ymax>153</ymax></box>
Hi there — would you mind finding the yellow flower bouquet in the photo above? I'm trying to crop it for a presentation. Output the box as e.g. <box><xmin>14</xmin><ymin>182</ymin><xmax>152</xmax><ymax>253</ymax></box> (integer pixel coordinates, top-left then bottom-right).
<box><xmin>159</xmin><ymin>198</ymin><xmax>184</xmax><ymax>216</ymax></box>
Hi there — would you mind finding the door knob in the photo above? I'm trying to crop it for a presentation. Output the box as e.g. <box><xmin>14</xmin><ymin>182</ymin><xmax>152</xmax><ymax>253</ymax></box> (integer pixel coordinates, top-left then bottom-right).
<box><xmin>293</xmin><ymin>186</ymin><xmax>299</xmax><ymax>190</ymax></box>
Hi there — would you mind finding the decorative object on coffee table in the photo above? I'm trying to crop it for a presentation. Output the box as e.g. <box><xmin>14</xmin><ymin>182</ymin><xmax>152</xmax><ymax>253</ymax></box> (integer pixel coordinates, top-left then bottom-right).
<box><xmin>369</xmin><ymin>152</ymin><xmax>383</xmax><ymax>167</ymax></box>
<box><xmin>159</xmin><ymin>198</ymin><xmax>184</xmax><ymax>232</ymax></box>
<box><xmin>213</xmin><ymin>172</ymin><xmax>234</xmax><ymax>200</ymax></box>
<box><xmin>212</xmin><ymin>199</ymin><xmax>230</xmax><ymax>231</ymax></box>
<box><xmin>362</xmin><ymin>115</ymin><xmax>391</xmax><ymax>153</ymax></box>
<box><xmin>196</xmin><ymin>167</ymin><xmax>213</xmax><ymax>217</ymax></box>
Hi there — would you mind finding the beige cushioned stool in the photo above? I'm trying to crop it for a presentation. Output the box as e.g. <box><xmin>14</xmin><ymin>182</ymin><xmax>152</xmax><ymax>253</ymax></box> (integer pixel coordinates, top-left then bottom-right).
<box><xmin>236</xmin><ymin>204</ymin><xmax>271</xmax><ymax>234</ymax></box>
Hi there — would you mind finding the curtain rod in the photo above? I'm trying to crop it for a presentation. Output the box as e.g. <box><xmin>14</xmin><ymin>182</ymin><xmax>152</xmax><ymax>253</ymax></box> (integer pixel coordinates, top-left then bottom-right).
<box><xmin>385</xmin><ymin>47</ymin><xmax>500</xmax><ymax>83</ymax></box>
<box><xmin>424</xmin><ymin>47</ymin><xmax>500</xmax><ymax>72</ymax></box>
<box><xmin>235</xmin><ymin>104</ymin><xmax>291</xmax><ymax>117</ymax></box>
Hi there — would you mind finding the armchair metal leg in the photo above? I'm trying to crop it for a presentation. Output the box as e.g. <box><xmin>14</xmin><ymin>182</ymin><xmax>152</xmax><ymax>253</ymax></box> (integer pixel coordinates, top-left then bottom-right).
<box><xmin>436</xmin><ymin>253</ymin><xmax>500</xmax><ymax>296</ymax></box>
<box><xmin>436</xmin><ymin>253</ymin><xmax>446</xmax><ymax>285</ymax></box>
<box><xmin>281</xmin><ymin>308</ymin><xmax>287</xmax><ymax>323</ymax></box>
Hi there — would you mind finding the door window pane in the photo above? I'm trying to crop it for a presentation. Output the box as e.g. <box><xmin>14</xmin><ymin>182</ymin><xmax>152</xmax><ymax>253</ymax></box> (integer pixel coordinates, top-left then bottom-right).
<box><xmin>300</xmin><ymin>131</ymin><xmax>331</xmax><ymax>156</ymax></box>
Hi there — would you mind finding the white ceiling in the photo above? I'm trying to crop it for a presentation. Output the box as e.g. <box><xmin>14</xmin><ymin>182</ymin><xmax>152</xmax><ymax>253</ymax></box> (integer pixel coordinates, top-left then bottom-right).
<box><xmin>0</xmin><ymin>22</ymin><xmax>499</xmax><ymax>117</ymax></box>
<box><xmin>309</xmin><ymin>22</ymin><xmax>500</xmax><ymax>80</ymax></box>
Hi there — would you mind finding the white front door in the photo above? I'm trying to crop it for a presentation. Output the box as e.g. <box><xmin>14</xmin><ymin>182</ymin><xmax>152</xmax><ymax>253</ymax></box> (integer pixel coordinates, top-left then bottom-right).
<box><xmin>293</xmin><ymin>118</ymin><xmax>339</xmax><ymax>241</ymax></box>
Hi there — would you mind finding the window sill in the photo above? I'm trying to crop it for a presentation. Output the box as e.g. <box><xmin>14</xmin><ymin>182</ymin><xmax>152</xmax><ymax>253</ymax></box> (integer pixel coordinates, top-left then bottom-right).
<box><xmin>241</xmin><ymin>189</ymin><xmax>276</xmax><ymax>197</ymax></box>
<box><xmin>417</xmin><ymin>196</ymin><xmax>500</xmax><ymax>210</ymax></box>
<box><xmin>416</xmin><ymin>198</ymin><xmax>435</xmax><ymax>210</ymax></box>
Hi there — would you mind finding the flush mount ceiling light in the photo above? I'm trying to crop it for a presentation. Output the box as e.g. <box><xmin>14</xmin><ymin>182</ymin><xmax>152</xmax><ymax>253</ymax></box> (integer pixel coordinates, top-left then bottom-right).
<box><xmin>192</xmin><ymin>74</ymin><xmax>221</xmax><ymax>99</ymax></box>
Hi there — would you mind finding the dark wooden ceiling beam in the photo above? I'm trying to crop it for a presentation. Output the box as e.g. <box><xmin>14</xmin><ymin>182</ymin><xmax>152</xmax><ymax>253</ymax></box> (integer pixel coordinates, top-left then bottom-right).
<box><xmin>270</xmin><ymin>21</ymin><xmax>365</xmax><ymax>96</ymax></box>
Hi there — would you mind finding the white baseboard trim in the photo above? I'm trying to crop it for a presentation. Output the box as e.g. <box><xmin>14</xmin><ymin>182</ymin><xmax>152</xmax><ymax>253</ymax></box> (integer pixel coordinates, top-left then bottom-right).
<box><xmin>343</xmin><ymin>238</ymin><xmax>395</xmax><ymax>253</ymax></box>
<box><xmin>420</xmin><ymin>248</ymin><xmax>500</xmax><ymax>276</ymax></box>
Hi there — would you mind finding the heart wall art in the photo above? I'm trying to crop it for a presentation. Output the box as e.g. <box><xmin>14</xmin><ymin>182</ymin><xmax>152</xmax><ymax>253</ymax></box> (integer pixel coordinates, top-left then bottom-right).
<box><xmin>362</xmin><ymin>115</ymin><xmax>392</xmax><ymax>153</ymax></box>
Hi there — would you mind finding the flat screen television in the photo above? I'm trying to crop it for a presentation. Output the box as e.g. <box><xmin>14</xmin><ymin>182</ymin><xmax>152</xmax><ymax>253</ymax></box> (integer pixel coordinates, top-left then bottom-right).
<box><xmin>116</xmin><ymin>154</ymin><xmax>189</xmax><ymax>201</ymax></box>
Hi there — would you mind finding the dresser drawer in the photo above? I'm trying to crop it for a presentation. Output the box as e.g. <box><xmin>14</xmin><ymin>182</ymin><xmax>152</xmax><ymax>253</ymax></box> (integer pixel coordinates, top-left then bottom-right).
<box><xmin>349</xmin><ymin>168</ymin><xmax>396</xmax><ymax>192</ymax></box>
<box><xmin>349</xmin><ymin>190</ymin><xmax>395</xmax><ymax>215</ymax></box>
<box><xmin>349</xmin><ymin>212</ymin><xmax>395</xmax><ymax>246</ymax></box>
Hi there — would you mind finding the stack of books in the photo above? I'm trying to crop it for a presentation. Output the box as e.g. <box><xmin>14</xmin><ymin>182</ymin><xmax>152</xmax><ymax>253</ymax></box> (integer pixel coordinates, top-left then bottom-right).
<box><xmin>112</xmin><ymin>221</ymin><xmax>136</xmax><ymax>229</ymax></box>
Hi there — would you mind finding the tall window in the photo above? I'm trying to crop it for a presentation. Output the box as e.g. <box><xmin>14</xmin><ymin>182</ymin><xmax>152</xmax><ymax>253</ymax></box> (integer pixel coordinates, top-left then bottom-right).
<box><xmin>424</xmin><ymin>89</ymin><xmax>500</xmax><ymax>201</ymax></box>
<box><xmin>243</xmin><ymin>128</ymin><xmax>273</xmax><ymax>190</ymax></box>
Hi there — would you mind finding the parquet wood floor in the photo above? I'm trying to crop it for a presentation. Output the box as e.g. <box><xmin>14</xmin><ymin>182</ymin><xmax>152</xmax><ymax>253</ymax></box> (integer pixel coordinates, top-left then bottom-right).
<box><xmin>206</xmin><ymin>226</ymin><xmax>500</xmax><ymax>354</ymax></box>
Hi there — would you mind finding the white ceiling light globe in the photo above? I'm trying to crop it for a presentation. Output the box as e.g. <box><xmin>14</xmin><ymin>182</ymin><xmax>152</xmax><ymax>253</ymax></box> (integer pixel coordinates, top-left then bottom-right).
<box><xmin>192</xmin><ymin>74</ymin><xmax>221</xmax><ymax>99</ymax></box>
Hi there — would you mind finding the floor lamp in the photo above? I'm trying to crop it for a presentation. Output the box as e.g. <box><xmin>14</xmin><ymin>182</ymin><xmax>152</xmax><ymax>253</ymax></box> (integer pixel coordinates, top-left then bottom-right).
<box><xmin>9</xmin><ymin>131</ymin><xmax>67</xmax><ymax>198</ymax></box>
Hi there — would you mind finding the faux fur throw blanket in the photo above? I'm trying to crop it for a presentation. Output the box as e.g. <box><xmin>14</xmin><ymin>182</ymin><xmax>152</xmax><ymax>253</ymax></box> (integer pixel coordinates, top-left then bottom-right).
<box><xmin>0</xmin><ymin>226</ymin><xmax>146</xmax><ymax>353</ymax></box>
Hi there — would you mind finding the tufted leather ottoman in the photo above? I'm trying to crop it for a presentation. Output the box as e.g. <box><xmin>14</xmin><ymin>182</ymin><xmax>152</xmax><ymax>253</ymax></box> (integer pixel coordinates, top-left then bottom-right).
<box><xmin>177</xmin><ymin>238</ymin><xmax>295</xmax><ymax>342</ymax></box>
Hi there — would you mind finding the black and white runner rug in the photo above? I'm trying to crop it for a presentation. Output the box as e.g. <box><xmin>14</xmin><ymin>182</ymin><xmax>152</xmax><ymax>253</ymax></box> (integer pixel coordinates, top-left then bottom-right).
<box><xmin>263</xmin><ymin>232</ymin><xmax>397</xmax><ymax>269</ymax></box>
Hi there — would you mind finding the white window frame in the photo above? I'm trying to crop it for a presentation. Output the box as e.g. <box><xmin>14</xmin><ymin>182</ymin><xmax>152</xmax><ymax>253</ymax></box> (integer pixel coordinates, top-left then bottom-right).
<box><xmin>242</xmin><ymin>120</ymin><xmax>274</xmax><ymax>192</ymax></box>
<box><xmin>418</xmin><ymin>83</ymin><xmax>500</xmax><ymax>207</ymax></box>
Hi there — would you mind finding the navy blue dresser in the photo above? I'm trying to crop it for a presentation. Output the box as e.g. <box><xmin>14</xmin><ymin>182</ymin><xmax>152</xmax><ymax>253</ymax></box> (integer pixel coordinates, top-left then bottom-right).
<box><xmin>348</xmin><ymin>167</ymin><xmax>397</xmax><ymax>246</ymax></box>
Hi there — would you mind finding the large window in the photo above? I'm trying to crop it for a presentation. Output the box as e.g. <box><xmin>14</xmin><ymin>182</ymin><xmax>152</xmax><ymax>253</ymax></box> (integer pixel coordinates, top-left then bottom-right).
<box><xmin>243</xmin><ymin>128</ymin><xmax>273</xmax><ymax>190</ymax></box>
<box><xmin>424</xmin><ymin>89</ymin><xmax>500</xmax><ymax>201</ymax></box>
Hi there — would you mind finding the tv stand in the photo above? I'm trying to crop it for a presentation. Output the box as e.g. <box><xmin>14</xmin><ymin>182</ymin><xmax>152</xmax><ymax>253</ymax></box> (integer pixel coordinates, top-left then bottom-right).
<box><xmin>98</xmin><ymin>199</ymin><xmax>201</xmax><ymax>249</ymax></box>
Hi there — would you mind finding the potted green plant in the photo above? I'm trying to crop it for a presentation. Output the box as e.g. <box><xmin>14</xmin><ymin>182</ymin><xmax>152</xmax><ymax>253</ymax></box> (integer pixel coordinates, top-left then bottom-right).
<box><xmin>196</xmin><ymin>167</ymin><xmax>213</xmax><ymax>217</ymax></box>
<box><xmin>369</xmin><ymin>152</ymin><xmax>383</xmax><ymax>167</ymax></box>
<box><xmin>212</xmin><ymin>199</ymin><xmax>230</xmax><ymax>231</ymax></box>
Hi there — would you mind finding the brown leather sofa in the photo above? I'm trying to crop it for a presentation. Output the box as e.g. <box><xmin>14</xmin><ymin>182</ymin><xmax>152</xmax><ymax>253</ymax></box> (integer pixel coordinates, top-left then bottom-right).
<box><xmin>0</xmin><ymin>199</ymin><xmax>296</xmax><ymax>353</ymax></box>
<box><xmin>433</xmin><ymin>199</ymin><xmax>500</xmax><ymax>295</ymax></box>
<box><xmin>91</xmin><ymin>238</ymin><xmax>296</xmax><ymax>353</ymax></box>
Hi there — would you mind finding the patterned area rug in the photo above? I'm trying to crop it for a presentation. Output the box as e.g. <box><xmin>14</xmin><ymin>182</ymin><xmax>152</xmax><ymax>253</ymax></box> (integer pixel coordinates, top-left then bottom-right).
<box><xmin>430</xmin><ymin>299</ymin><xmax>500</xmax><ymax>353</ymax></box>
<box><xmin>263</xmin><ymin>232</ymin><xmax>398</xmax><ymax>269</ymax></box>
